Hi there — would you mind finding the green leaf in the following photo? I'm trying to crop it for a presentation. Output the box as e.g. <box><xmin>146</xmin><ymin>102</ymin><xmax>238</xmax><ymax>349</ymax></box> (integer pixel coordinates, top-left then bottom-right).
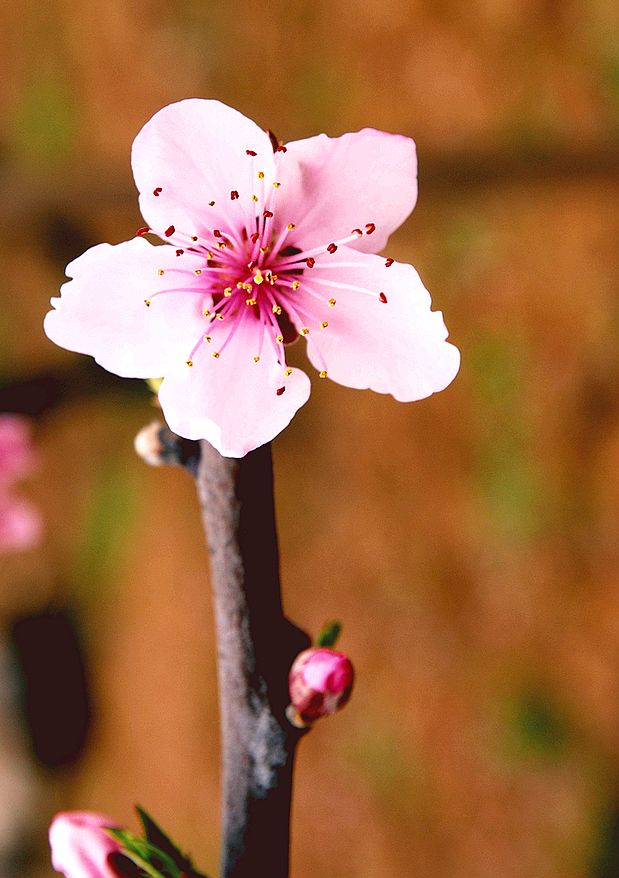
<box><xmin>135</xmin><ymin>807</ymin><xmax>208</xmax><ymax>878</ymax></box>
<box><xmin>316</xmin><ymin>621</ymin><xmax>342</xmax><ymax>648</ymax></box>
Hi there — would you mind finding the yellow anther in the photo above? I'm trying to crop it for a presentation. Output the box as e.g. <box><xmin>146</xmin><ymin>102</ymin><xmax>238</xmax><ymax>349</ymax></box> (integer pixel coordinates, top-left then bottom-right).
<box><xmin>292</xmin><ymin>280</ymin><xmax>300</xmax><ymax>290</ymax></box>
<box><xmin>237</xmin><ymin>281</ymin><xmax>244</xmax><ymax>289</ymax></box>
<box><xmin>216</xmin><ymin>313</ymin><xmax>224</xmax><ymax>320</ymax></box>
<box><xmin>217</xmin><ymin>241</ymin><xmax>226</xmax><ymax>249</ymax></box>
<box><xmin>259</xmin><ymin>246</ymin><xmax>269</xmax><ymax>253</ymax></box>
<box><xmin>276</xmin><ymin>334</ymin><xmax>283</xmax><ymax>343</ymax></box>
<box><xmin>301</xmin><ymin>327</ymin><xmax>310</xmax><ymax>335</ymax></box>
<box><xmin>273</xmin><ymin>181</ymin><xmax>281</xmax><ymax>188</ymax></box>
<box><xmin>253</xmin><ymin>356</ymin><xmax>260</xmax><ymax>363</ymax></box>
<box><xmin>203</xmin><ymin>308</ymin><xmax>211</xmax><ymax>316</ymax></box>
<box><xmin>157</xmin><ymin>268</ymin><xmax>165</xmax><ymax>276</ymax></box>
<box><xmin>144</xmin><ymin>299</ymin><xmax>151</xmax><ymax>306</ymax></box>
<box><xmin>243</xmin><ymin>282</ymin><xmax>253</xmax><ymax>291</ymax></box>
<box><xmin>224</xmin><ymin>287</ymin><xmax>233</xmax><ymax>297</ymax></box>
<box><xmin>213</xmin><ymin>351</ymin><xmax>220</xmax><ymax>358</ymax></box>
<box><xmin>253</xmin><ymin>272</ymin><xmax>264</xmax><ymax>285</ymax></box>
<box><xmin>285</xmin><ymin>368</ymin><xmax>293</xmax><ymax>377</ymax></box>
<box><xmin>321</xmin><ymin>321</ymin><xmax>329</xmax><ymax>328</ymax></box>
<box><xmin>287</xmin><ymin>223</ymin><xmax>295</xmax><ymax>230</ymax></box>
<box><xmin>319</xmin><ymin>370</ymin><xmax>327</xmax><ymax>379</ymax></box>
<box><xmin>252</xmin><ymin>194</ymin><xmax>259</xmax><ymax>203</ymax></box>
<box><xmin>246</xmin><ymin>298</ymin><xmax>257</xmax><ymax>306</ymax></box>
<box><xmin>194</xmin><ymin>269</ymin><xmax>202</xmax><ymax>276</ymax></box>
<box><xmin>257</xmin><ymin>171</ymin><xmax>265</xmax><ymax>179</ymax></box>
<box><xmin>272</xmin><ymin>304</ymin><xmax>282</xmax><ymax>315</ymax></box>
<box><xmin>186</xmin><ymin>359</ymin><xmax>193</xmax><ymax>367</ymax></box>
<box><xmin>204</xmin><ymin>335</ymin><xmax>211</xmax><ymax>343</ymax></box>
<box><xmin>328</xmin><ymin>298</ymin><xmax>336</xmax><ymax>307</ymax></box>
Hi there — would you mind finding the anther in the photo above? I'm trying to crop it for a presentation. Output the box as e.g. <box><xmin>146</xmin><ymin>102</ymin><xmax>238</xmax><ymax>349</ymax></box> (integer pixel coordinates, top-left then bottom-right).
<box><xmin>136</xmin><ymin>227</ymin><xmax>150</xmax><ymax>236</ymax></box>
<box><xmin>273</xmin><ymin>181</ymin><xmax>281</xmax><ymax>188</ymax></box>
<box><xmin>206</xmin><ymin>252</ymin><xmax>214</xmax><ymax>260</ymax></box>
<box><xmin>327</xmin><ymin>243</ymin><xmax>337</xmax><ymax>254</ymax></box>
<box><xmin>301</xmin><ymin>327</ymin><xmax>310</xmax><ymax>335</ymax></box>
<box><xmin>258</xmin><ymin>171</ymin><xmax>265</xmax><ymax>179</ymax></box>
<box><xmin>213</xmin><ymin>351</ymin><xmax>220</xmax><ymax>358</ymax></box>
<box><xmin>242</xmin><ymin>283</ymin><xmax>253</xmax><ymax>291</ymax></box>
<box><xmin>319</xmin><ymin>370</ymin><xmax>327</xmax><ymax>378</ymax></box>
<box><xmin>385</xmin><ymin>258</ymin><xmax>394</xmax><ymax>267</ymax></box>
<box><xmin>194</xmin><ymin>269</ymin><xmax>202</xmax><ymax>276</ymax></box>
<box><xmin>208</xmin><ymin>201</ymin><xmax>215</xmax><ymax>207</ymax></box>
<box><xmin>175</xmin><ymin>249</ymin><xmax>184</xmax><ymax>256</ymax></box>
<box><xmin>246</xmin><ymin>298</ymin><xmax>257</xmax><ymax>306</ymax></box>
<box><xmin>157</xmin><ymin>268</ymin><xmax>165</xmax><ymax>276</ymax></box>
<box><xmin>216</xmin><ymin>313</ymin><xmax>224</xmax><ymax>320</ymax></box>
<box><xmin>285</xmin><ymin>368</ymin><xmax>293</xmax><ymax>377</ymax></box>
<box><xmin>292</xmin><ymin>281</ymin><xmax>300</xmax><ymax>290</ymax></box>
<box><xmin>263</xmin><ymin>209</ymin><xmax>274</xmax><ymax>219</ymax></box>
<box><xmin>144</xmin><ymin>299</ymin><xmax>151</xmax><ymax>306</ymax></box>
<box><xmin>351</xmin><ymin>228</ymin><xmax>363</xmax><ymax>237</ymax></box>
<box><xmin>237</xmin><ymin>282</ymin><xmax>244</xmax><ymax>289</ymax></box>
<box><xmin>153</xmin><ymin>187</ymin><xmax>162</xmax><ymax>196</ymax></box>
<box><xmin>272</xmin><ymin>304</ymin><xmax>282</xmax><ymax>315</ymax></box>
<box><xmin>260</xmin><ymin>246</ymin><xmax>269</xmax><ymax>253</ymax></box>
<box><xmin>287</xmin><ymin>223</ymin><xmax>295</xmax><ymax>230</ymax></box>
<box><xmin>252</xmin><ymin>194</ymin><xmax>259</xmax><ymax>202</ymax></box>
<box><xmin>246</xmin><ymin>149</ymin><xmax>257</xmax><ymax>156</ymax></box>
<box><xmin>276</xmin><ymin>145</ymin><xmax>287</xmax><ymax>153</ymax></box>
<box><xmin>231</xmin><ymin>190</ymin><xmax>239</xmax><ymax>200</ymax></box>
<box><xmin>186</xmin><ymin>359</ymin><xmax>193</xmax><ymax>367</ymax></box>
<box><xmin>250</xmin><ymin>232</ymin><xmax>260</xmax><ymax>243</ymax></box>
<box><xmin>224</xmin><ymin>287</ymin><xmax>233</xmax><ymax>297</ymax></box>
<box><xmin>365</xmin><ymin>222</ymin><xmax>376</xmax><ymax>234</ymax></box>
<box><xmin>379</xmin><ymin>292</ymin><xmax>388</xmax><ymax>303</ymax></box>
<box><xmin>276</xmin><ymin>334</ymin><xmax>283</xmax><ymax>343</ymax></box>
<box><xmin>306</xmin><ymin>257</ymin><xmax>315</xmax><ymax>268</ymax></box>
<box><xmin>217</xmin><ymin>242</ymin><xmax>226</xmax><ymax>249</ymax></box>
<box><xmin>204</xmin><ymin>335</ymin><xmax>211</xmax><ymax>343</ymax></box>
<box><xmin>213</xmin><ymin>230</ymin><xmax>222</xmax><ymax>237</ymax></box>
<box><xmin>328</xmin><ymin>298</ymin><xmax>336</xmax><ymax>307</ymax></box>
<box><xmin>191</xmin><ymin>236</ymin><xmax>198</xmax><ymax>242</ymax></box>
<box><xmin>253</xmin><ymin>356</ymin><xmax>261</xmax><ymax>363</ymax></box>
<box><xmin>203</xmin><ymin>309</ymin><xmax>211</xmax><ymax>316</ymax></box>
<box><xmin>321</xmin><ymin>321</ymin><xmax>328</xmax><ymax>328</ymax></box>
<box><xmin>165</xmin><ymin>225</ymin><xmax>175</xmax><ymax>237</ymax></box>
<box><xmin>276</xmin><ymin>386</ymin><xmax>286</xmax><ymax>395</ymax></box>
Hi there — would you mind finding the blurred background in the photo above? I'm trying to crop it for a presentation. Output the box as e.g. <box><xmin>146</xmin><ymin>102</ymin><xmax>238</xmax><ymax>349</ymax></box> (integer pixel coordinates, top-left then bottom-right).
<box><xmin>1</xmin><ymin>1</ymin><xmax>619</xmax><ymax>876</ymax></box>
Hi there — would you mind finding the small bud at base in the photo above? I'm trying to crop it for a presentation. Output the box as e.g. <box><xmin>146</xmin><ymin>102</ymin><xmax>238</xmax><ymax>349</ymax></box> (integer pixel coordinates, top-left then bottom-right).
<box><xmin>288</xmin><ymin>647</ymin><xmax>354</xmax><ymax>725</ymax></box>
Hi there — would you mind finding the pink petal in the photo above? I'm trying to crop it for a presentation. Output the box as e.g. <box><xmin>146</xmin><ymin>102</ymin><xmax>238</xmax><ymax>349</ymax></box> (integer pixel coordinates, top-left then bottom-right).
<box><xmin>158</xmin><ymin>315</ymin><xmax>311</xmax><ymax>457</ymax></box>
<box><xmin>0</xmin><ymin>415</ymin><xmax>38</xmax><ymax>484</ymax></box>
<box><xmin>131</xmin><ymin>99</ymin><xmax>277</xmax><ymax>239</ymax></box>
<box><xmin>0</xmin><ymin>494</ymin><xmax>42</xmax><ymax>554</ymax></box>
<box><xmin>44</xmin><ymin>239</ymin><xmax>207</xmax><ymax>379</ymax></box>
<box><xmin>49</xmin><ymin>811</ymin><xmax>120</xmax><ymax>878</ymax></box>
<box><xmin>276</xmin><ymin>129</ymin><xmax>417</xmax><ymax>254</ymax></box>
<box><xmin>298</xmin><ymin>247</ymin><xmax>460</xmax><ymax>400</ymax></box>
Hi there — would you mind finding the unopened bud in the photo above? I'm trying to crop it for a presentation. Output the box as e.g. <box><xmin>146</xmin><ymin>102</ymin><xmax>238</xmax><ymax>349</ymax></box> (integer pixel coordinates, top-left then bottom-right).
<box><xmin>134</xmin><ymin>422</ymin><xmax>200</xmax><ymax>474</ymax></box>
<box><xmin>287</xmin><ymin>648</ymin><xmax>354</xmax><ymax>727</ymax></box>
<box><xmin>49</xmin><ymin>812</ymin><xmax>122</xmax><ymax>877</ymax></box>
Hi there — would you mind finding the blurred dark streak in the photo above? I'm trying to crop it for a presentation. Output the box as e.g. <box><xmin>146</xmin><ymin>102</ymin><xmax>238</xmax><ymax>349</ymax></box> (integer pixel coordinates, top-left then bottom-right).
<box><xmin>9</xmin><ymin>607</ymin><xmax>91</xmax><ymax>770</ymax></box>
<box><xmin>0</xmin><ymin>363</ymin><xmax>149</xmax><ymax>418</ymax></box>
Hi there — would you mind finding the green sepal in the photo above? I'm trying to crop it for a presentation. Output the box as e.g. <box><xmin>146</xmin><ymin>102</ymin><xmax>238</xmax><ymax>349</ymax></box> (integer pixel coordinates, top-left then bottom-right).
<box><xmin>315</xmin><ymin>620</ymin><xmax>342</xmax><ymax>648</ymax></box>
<box><xmin>135</xmin><ymin>807</ymin><xmax>208</xmax><ymax>878</ymax></box>
<box><xmin>105</xmin><ymin>828</ymin><xmax>181</xmax><ymax>878</ymax></box>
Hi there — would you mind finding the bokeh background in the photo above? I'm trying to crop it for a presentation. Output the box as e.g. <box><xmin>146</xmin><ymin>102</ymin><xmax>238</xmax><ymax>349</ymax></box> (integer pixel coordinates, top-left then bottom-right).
<box><xmin>1</xmin><ymin>1</ymin><xmax>619</xmax><ymax>876</ymax></box>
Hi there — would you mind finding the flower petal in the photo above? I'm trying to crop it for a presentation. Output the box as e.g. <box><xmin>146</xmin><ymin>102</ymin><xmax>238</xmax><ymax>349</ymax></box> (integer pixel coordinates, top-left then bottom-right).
<box><xmin>276</xmin><ymin>129</ymin><xmax>417</xmax><ymax>254</ymax></box>
<box><xmin>296</xmin><ymin>247</ymin><xmax>460</xmax><ymax>400</ymax></box>
<box><xmin>44</xmin><ymin>238</ymin><xmax>208</xmax><ymax>379</ymax></box>
<box><xmin>0</xmin><ymin>495</ymin><xmax>42</xmax><ymax>554</ymax></box>
<box><xmin>158</xmin><ymin>313</ymin><xmax>311</xmax><ymax>456</ymax></box>
<box><xmin>132</xmin><ymin>99</ymin><xmax>277</xmax><ymax>240</ymax></box>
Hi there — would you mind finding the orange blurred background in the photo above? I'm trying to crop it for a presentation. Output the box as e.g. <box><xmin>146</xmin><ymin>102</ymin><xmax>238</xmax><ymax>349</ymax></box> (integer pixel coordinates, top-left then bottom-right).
<box><xmin>1</xmin><ymin>2</ymin><xmax>619</xmax><ymax>876</ymax></box>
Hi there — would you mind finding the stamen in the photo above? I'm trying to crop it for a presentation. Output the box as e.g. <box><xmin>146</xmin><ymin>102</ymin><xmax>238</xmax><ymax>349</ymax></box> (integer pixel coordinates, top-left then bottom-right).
<box><xmin>165</xmin><ymin>225</ymin><xmax>175</xmax><ymax>237</ymax></box>
<box><xmin>329</xmin><ymin>298</ymin><xmax>336</xmax><ymax>307</ymax></box>
<box><xmin>157</xmin><ymin>268</ymin><xmax>165</xmax><ymax>276</ymax></box>
<box><xmin>257</xmin><ymin>171</ymin><xmax>265</xmax><ymax>179</ymax></box>
<box><xmin>379</xmin><ymin>292</ymin><xmax>388</xmax><ymax>303</ymax></box>
<box><xmin>327</xmin><ymin>243</ymin><xmax>337</xmax><ymax>254</ymax></box>
<box><xmin>277</xmin><ymin>386</ymin><xmax>286</xmax><ymax>394</ymax></box>
<box><xmin>208</xmin><ymin>201</ymin><xmax>216</xmax><ymax>206</ymax></box>
<box><xmin>246</xmin><ymin>149</ymin><xmax>257</xmax><ymax>156</ymax></box>
<box><xmin>306</xmin><ymin>258</ymin><xmax>315</xmax><ymax>268</ymax></box>
<box><xmin>252</xmin><ymin>194</ymin><xmax>259</xmax><ymax>202</ymax></box>
<box><xmin>319</xmin><ymin>370</ymin><xmax>327</xmax><ymax>378</ymax></box>
<box><xmin>136</xmin><ymin>227</ymin><xmax>150</xmax><ymax>236</ymax></box>
<box><xmin>186</xmin><ymin>360</ymin><xmax>193</xmax><ymax>367</ymax></box>
<box><xmin>194</xmin><ymin>269</ymin><xmax>202</xmax><ymax>276</ymax></box>
<box><xmin>176</xmin><ymin>249</ymin><xmax>184</xmax><ymax>256</ymax></box>
<box><xmin>276</xmin><ymin>145</ymin><xmax>287</xmax><ymax>153</ymax></box>
<box><xmin>153</xmin><ymin>187</ymin><xmax>162</xmax><ymax>196</ymax></box>
<box><xmin>385</xmin><ymin>258</ymin><xmax>394</xmax><ymax>267</ymax></box>
<box><xmin>285</xmin><ymin>368</ymin><xmax>293</xmax><ymax>377</ymax></box>
<box><xmin>273</xmin><ymin>181</ymin><xmax>281</xmax><ymax>188</ymax></box>
<box><xmin>231</xmin><ymin>190</ymin><xmax>239</xmax><ymax>200</ymax></box>
<box><xmin>365</xmin><ymin>223</ymin><xmax>376</xmax><ymax>234</ymax></box>
<box><xmin>263</xmin><ymin>209</ymin><xmax>274</xmax><ymax>219</ymax></box>
<box><xmin>321</xmin><ymin>321</ymin><xmax>328</xmax><ymax>328</ymax></box>
<box><xmin>144</xmin><ymin>299</ymin><xmax>151</xmax><ymax>306</ymax></box>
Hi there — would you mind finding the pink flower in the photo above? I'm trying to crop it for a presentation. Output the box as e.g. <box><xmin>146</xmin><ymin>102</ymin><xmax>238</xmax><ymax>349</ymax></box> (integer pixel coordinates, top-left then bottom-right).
<box><xmin>49</xmin><ymin>811</ymin><xmax>123</xmax><ymax>877</ymax></box>
<box><xmin>44</xmin><ymin>99</ymin><xmax>460</xmax><ymax>457</ymax></box>
<box><xmin>0</xmin><ymin>415</ymin><xmax>41</xmax><ymax>553</ymax></box>
<box><xmin>288</xmin><ymin>647</ymin><xmax>354</xmax><ymax>724</ymax></box>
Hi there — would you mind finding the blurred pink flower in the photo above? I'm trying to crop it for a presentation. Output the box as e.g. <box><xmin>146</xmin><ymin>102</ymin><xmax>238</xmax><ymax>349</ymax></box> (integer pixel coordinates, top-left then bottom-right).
<box><xmin>0</xmin><ymin>415</ymin><xmax>41</xmax><ymax>553</ymax></box>
<box><xmin>49</xmin><ymin>812</ymin><xmax>122</xmax><ymax>878</ymax></box>
<box><xmin>288</xmin><ymin>647</ymin><xmax>354</xmax><ymax>724</ymax></box>
<box><xmin>45</xmin><ymin>99</ymin><xmax>460</xmax><ymax>457</ymax></box>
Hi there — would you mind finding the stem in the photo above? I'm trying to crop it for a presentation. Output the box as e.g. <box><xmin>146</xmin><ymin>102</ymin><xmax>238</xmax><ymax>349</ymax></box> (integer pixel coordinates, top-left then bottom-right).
<box><xmin>195</xmin><ymin>441</ymin><xmax>310</xmax><ymax>878</ymax></box>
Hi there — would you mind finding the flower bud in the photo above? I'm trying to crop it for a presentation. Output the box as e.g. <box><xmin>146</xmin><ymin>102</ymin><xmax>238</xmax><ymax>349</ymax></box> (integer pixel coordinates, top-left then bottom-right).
<box><xmin>288</xmin><ymin>647</ymin><xmax>354</xmax><ymax>726</ymax></box>
<box><xmin>49</xmin><ymin>812</ymin><xmax>122</xmax><ymax>877</ymax></box>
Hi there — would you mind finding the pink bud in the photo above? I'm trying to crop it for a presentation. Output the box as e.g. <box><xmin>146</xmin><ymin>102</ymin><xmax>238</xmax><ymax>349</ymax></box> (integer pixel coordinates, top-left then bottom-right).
<box><xmin>49</xmin><ymin>812</ymin><xmax>122</xmax><ymax>877</ymax></box>
<box><xmin>288</xmin><ymin>648</ymin><xmax>354</xmax><ymax>725</ymax></box>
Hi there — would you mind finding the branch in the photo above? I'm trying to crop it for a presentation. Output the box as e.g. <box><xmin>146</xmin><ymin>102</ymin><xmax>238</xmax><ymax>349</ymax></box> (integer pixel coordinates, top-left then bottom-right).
<box><xmin>194</xmin><ymin>441</ymin><xmax>310</xmax><ymax>878</ymax></box>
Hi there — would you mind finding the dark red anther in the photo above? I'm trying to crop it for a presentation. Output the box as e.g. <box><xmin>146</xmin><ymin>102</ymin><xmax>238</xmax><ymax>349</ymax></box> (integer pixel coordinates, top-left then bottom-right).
<box><xmin>176</xmin><ymin>249</ymin><xmax>184</xmax><ymax>256</ymax></box>
<box><xmin>263</xmin><ymin>209</ymin><xmax>274</xmax><ymax>219</ymax></box>
<box><xmin>276</xmin><ymin>386</ymin><xmax>286</xmax><ymax>396</ymax></box>
<box><xmin>208</xmin><ymin>200</ymin><xmax>215</xmax><ymax>206</ymax></box>
<box><xmin>231</xmin><ymin>190</ymin><xmax>239</xmax><ymax>200</ymax></box>
<box><xmin>213</xmin><ymin>229</ymin><xmax>222</xmax><ymax>237</ymax></box>
<box><xmin>365</xmin><ymin>222</ymin><xmax>376</xmax><ymax>234</ymax></box>
<box><xmin>276</xmin><ymin>145</ymin><xmax>287</xmax><ymax>153</ymax></box>
<box><xmin>351</xmin><ymin>228</ymin><xmax>363</xmax><ymax>237</ymax></box>
<box><xmin>165</xmin><ymin>225</ymin><xmax>175</xmax><ymax>237</ymax></box>
<box><xmin>379</xmin><ymin>291</ymin><xmax>388</xmax><ymax>303</ymax></box>
<box><xmin>246</xmin><ymin>149</ymin><xmax>257</xmax><ymax>156</ymax></box>
<box><xmin>385</xmin><ymin>258</ymin><xmax>394</xmax><ymax>267</ymax></box>
<box><xmin>250</xmin><ymin>232</ymin><xmax>260</xmax><ymax>243</ymax></box>
<box><xmin>327</xmin><ymin>243</ymin><xmax>337</xmax><ymax>254</ymax></box>
<box><xmin>306</xmin><ymin>257</ymin><xmax>315</xmax><ymax>268</ymax></box>
<box><xmin>135</xmin><ymin>226</ymin><xmax>150</xmax><ymax>236</ymax></box>
<box><xmin>153</xmin><ymin>187</ymin><xmax>162</xmax><ymax>197</ymax></box>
